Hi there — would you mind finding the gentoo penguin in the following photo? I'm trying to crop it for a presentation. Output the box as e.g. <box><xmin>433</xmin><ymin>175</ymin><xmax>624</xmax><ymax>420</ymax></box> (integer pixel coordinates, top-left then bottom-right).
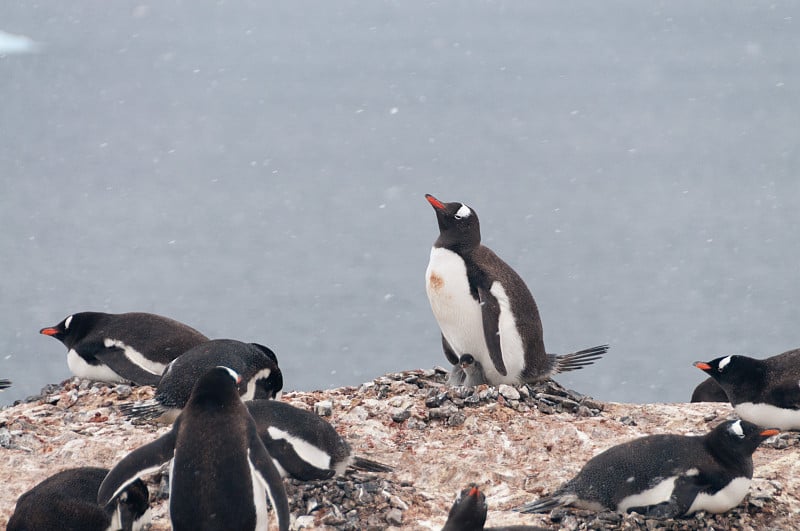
<box><xmin>0</xmin><ymin>378</ymin><xmax>10</xmax><ymax>390</ymax></box>
<box><xmin>7</xmin><ymin>466</ymin><xmax>150</xmax><ymax>531</ymax></box>
<box><xmin>424</xmin><ymin>194</ymin><xmax>609</xmax><ymax>386</ymax></box>
<box><xmin>120</xmin><ymin>339</ymin><xmax>283</xmax><ymax>422</ymax></box>
<box><xmin>98</xmin><ymin>366</ymin><xmax>291</xmax><ymax>531</ymax></box>
<box><xmin>694</xmin><ymin>348</ymin><xmax>800</xmax><ymax>430</ymax></box>
<box><xmin>246</xmin><ymin>399</ymin><xmax>393</xmax><ymax>480</ymax></box>
<box><xmin>40</xmin><ymin>311</ymin><xmax>208</xmax><ymax>385</ymax></box>
<box><xmin>514</xmin><ymin>420</ymin><xmax>778</xmax><ymax>518</ymax></box>
<box><xmin>443</xmin><ymin>485</ymin><xmax>549</xmax><ymax>531</ymax></box>
<box><xmin>691</xmin><ymin>377</ymin><xmax>728</xmax><ymax>403</ymax></box>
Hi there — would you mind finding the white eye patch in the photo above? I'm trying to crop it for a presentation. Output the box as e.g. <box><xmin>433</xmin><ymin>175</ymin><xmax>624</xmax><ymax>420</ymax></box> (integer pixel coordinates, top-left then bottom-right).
<box><xmin>217</xmin><ymin>366</ymin><xmax>240</xmax><ymax>382</ymax></box>
<box><xmin>455</xmin><ymin>204</ymin><xmax>472</xmax><ymax>219</ymax></box>
<box><xmin>718</xmin><ymin>356</ymin><xmax>732</xmax><ymax>371</ymax></box>
<box><xmin>64</xmin><ymin>315</ymin><xmax>73</xmax><ymax>329</ymax></box>
<box><xmin>729</xmin><ymin>420</ymin><xmax>745</xmax><ymax>438</ymax></box>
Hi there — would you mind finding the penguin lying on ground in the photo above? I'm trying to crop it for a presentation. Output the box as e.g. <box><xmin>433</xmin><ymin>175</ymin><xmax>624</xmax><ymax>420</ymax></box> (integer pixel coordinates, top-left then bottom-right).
<box><xmin>443</xmin><ymin>485</ymin><xmax>549</xmax><ymax>531</ymax></box>
<box><xmin>119</xmin><ymin>338</ymin><xmax>282</xmax><ymax>422</ymax></box>
<box><xmin>98</xmin><ymin>367</ymin><xmax>291</xmax><ymax>531</ymax></box>
<box><xmin>424</xmin><ymin>194</ymin><xmax>609</xmax><ymax>387</ymax></box>
<box><xmin>514</xmin><ymin>420</ymin><xmax>777</xmax><ymax>518</ymax></box>
<box><xmin>7</xmin><ymin>466</ymin><xmax>150</xmax><ymax>531</ymax></box>
<box><xmin>690</xmin><ymin>377</ymin><xmax>728</xmax><ymax>403</ymax></box>
<box><xmin>695</xmin><ymin>348</ymin><xmax>800</xmax><ymax>430</ymax></box>
<box><xmin>40</xmin><ymin>311</ymin><xmax>208</xmax><ymax>385</ymax></box>
<box><xmin>0</xmin><ymin>378</ymin><xmax>10</xmax><ymax>390</ymax></box>
<box><xmin>246</xmin><ymin>399</ymin><xmax>392</xmax><ymax>480</ymax></box>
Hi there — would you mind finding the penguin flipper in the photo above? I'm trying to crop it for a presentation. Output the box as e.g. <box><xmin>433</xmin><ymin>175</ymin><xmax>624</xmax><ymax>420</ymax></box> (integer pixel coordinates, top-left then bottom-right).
<box><xmin>98</xmin><ymin>428</ymin><xmax>177</xmax><ymax>507</ymax></box>
<box><xmin>92</xmin><ymin>346</ymin><xmax>162</xmax><ymax>386</ymax></box>
<box><xmin>767</xmin><ymin>379</ymin><xmax>800</xmax><ymax>409</ymax></box>
<box><xmin>477</xmin><ymin>285</ymin><xmax>507</xmax><ymax>376</ymax></box>
<box><xmin>441</xmin><ymin>335</ymin><xmax>459</xmax><ymax>365</ymax></box>
<box><xmin>247</xmin><ymin>420</ymin><xmax>291</xmax><ymax>531</ymax></box>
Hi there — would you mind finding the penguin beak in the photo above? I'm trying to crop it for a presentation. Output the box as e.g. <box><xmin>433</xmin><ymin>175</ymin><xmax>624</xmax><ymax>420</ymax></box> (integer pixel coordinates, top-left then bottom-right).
<box><xmin>760</xmin><ymin>428</ymin><xmax>779</xmax><ymax>438</ymax></box>
<box><xmin>468</xmin><ymin>486</ymin><xmax>480</xmax><ymax>497</ymax></box>
<box><xmin>425</xmin><ymin>194</ymin><xmax>445</xmax><ymax>210</ymax></box>
<box><xmin>40</xmin><ymin>327</ymin><xmax>58</xmax><ymax>336</ymax></box>
<box><xmin>693</xmin><ymin>361</ymin><xmax>712</xmax><ymax>371</ymax></box>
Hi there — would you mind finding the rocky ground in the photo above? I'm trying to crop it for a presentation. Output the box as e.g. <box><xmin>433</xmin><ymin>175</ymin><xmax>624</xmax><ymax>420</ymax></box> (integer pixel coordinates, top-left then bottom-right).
<box><xmin>1</xmin><ymin>369</ymin><xmax>799</xmax><ymax>530</ymax></box>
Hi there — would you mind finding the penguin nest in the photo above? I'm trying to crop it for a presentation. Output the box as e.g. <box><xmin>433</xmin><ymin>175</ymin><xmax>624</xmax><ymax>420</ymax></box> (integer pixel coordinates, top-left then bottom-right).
<box><xmin>2</xmin><ymin>371</ymin><xmax>799</xmax><ymax>530</ymax></box>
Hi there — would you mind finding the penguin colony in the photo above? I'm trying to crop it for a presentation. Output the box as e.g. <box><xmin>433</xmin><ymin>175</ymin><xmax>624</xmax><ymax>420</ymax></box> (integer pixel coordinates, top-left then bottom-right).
<box><xmin>5</xmin><ymin>193</ymin><xmax>794</xmax><ymax>529</ymax></box>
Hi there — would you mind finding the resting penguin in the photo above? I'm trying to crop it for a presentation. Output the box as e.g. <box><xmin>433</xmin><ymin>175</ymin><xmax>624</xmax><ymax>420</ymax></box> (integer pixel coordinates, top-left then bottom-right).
<box><xmin>7</xmin><ymin>466</ymin><xmax>150</xmax><ymax>531</ymax></box>
<box><xmin>694</xmin><ymin>347</ymin><xmax>800</xmax><ymax>430</ymax></box>
<box><xmin>246</xmin><ymin>399</ymin><xmax>393</xmax><ymax>480</ymax></box>
<box><xmin>690</xmin><ymin>377</ymin><xmax>728</xmax><ymax>403</ymax></box>
<box><xmin>514</xmin><ymin>420</ymin><xmax>778</xmax><ymax>518</ymax></box>
<box><xmin>443</xmin><ymin>484</ymin><xmax>549</xmax><ymax>531</ymax></box>
<box><xmin>424</xmin><ymin>194</ymin><xmax>609</xmax><ymax>386</ymax></box>
<box><xmin>119</xmin><ymin>338</ymin><xmax>283</xmax><ymax>422</ymax></box>
<box><xmin>40</xmin><ymin>311</ymin><xmax>208</xmax><ymax>385</ymax></box>
<box><xmin>98</xmin><ymin>366</ymin><xmax>291</xmax><ymax>531</ymax></box>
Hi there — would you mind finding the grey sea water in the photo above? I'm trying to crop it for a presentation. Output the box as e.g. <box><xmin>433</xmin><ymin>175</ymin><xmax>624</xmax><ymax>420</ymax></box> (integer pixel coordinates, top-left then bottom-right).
<box><xmin>2</xmin><ymin>1</ymin><xmax>799</xmax><ymax>407</ymax></box>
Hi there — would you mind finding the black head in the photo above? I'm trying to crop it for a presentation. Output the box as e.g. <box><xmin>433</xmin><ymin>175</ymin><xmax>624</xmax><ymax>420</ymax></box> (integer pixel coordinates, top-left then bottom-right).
<box><xmin>246</xmin><ymin>343</ymin><xmax>284</xmax><ymax>399</ymax></box>
<box><xmin>459</xmin><ymin>354</ymin><xmax>476</xmax><ymax>369</ymax></box>
<box><xmin>693</xmin><ymin>355</ymin><xmax>763</xmax><ymax>387</ymax></box>
<box><xmin>115</xmin><ymin>478</ymin><xmax>151</xmax><ymax>531</ymax></box>
<box><xmin>426</xmin><ymin>194</ymin><xmax>481</xmax><ymax>251</ymax></box>
<box><xmin>187</xmin><ymin>366</ymin><xmax>243</xmax><ymax>408</ymax></box>
<box><xmin>443</xmin><ymin>484</ymin><xmax>487</xmax><ymax>531</ymax></box>
<box><xmin>705</xmin><ymin>419</ymin><xmax>779</xmax><ymax>457</ymax></box>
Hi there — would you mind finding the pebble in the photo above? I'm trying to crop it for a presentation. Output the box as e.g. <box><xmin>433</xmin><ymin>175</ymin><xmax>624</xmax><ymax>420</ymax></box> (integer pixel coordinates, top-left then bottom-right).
<box><xmin>314</xmin><ymin>400</ymin><xmax>333</xmax><ymax>417</ymax></box>
<box><xmin>498</xmin><ymin>384</ymin><xmax>520</xmax><ymax>400</ymax></box>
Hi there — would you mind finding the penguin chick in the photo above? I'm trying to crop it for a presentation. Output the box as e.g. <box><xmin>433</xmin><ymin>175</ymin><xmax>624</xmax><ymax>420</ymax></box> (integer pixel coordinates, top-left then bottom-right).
<box><xmin>247</xmin><ymin>399</ymin><xmax>393</xmax><ymax>480</ymax></box>
<box><xmin>40</xmin><ymin>311</ymin><xmax>208</xmax><ymax>385</ymax></box>
<box><xmin>119</xmin><ymin>339</ymin><xmax>282</xmax><ymax>422</ymax></box>
<box><xmin>98</xmin><ymin>366</ymin><xmax>291</xmax><ymax>531</ymax></box>
<box><xmin>424</xmin><ymin>194</ymin><xmax>609</xmax><ymax>386</ymax></box>
<box><xmin>514</xmin><ymin>420</ymin><xmax>777</xmax><ymax>518</ymax></box>
<box><xmin>8</xmin><ymin>466</ymin><xmax>150</xmax><ymax>531</ymax></box>
<box><xmin>695</xmin><ymin>348</ymin><xmax>800</xmax><ymax>430</ymax></box>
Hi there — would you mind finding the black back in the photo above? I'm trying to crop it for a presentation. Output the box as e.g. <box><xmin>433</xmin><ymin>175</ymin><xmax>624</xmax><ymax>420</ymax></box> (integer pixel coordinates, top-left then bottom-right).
<box><xmin>156</xmin><ymin>339</ymin><xmax>283</xmax><ymax>408</ymax></box>
<box><xmin>8</xmin><ymin>467</ymin><xmax>148</xmax><ymax>531</ymax></box>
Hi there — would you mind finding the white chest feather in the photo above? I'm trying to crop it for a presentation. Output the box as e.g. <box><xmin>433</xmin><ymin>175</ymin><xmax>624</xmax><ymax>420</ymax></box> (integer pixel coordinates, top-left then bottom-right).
<box><xmin>425</xmin><ymin>247</ymin><xmax>487</xmax><ymax>355</ymax></box>
<box><xmin>247</xmin><ymin>449</ymin><xmax>272</xmax><ymax>530</ymax></box>
<box><xmin>267</xmin><ymin>426</ymin><xmax>334</xmax><ymax>472</ymax></box>
<box><xmin>687</xmin><ymin>477</ymin><xmax>751</xmax><ymax>514</ymax></box>
<box><xmin>67</xmin><ymin>349</ymin><xmax>125</xmax><ymax>382</ymax></box>
<box><xmin>735</xmin><ymin>402</ymin><xmax>800</xmax><ymax>431</ymax></box>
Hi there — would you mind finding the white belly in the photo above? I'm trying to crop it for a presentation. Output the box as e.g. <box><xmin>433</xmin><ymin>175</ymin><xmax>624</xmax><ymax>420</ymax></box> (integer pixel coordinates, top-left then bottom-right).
<box><xmin>617</xmin><ymin>475</ymin><xmax>677</xmax><ymax>513</ymax></box>
<box><xmin>735</xmin><ymin>402</ymin><xmax>800</xmax><ymax>431</ymax></box>
<box><xmin>67</xmin><ymin>349</ymin><xmax>125</xmax><ymax>382</ymax></box>
<box><xmin>425</xmin><ymin>247</ymin><xmax>521</xmax><ymax>384</ymax></box>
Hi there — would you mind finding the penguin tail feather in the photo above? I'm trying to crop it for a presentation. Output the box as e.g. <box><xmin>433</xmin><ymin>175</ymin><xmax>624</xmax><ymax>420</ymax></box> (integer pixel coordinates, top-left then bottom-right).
<box><xmin>551</xmin><ymin>344</ymin><xmax>609</xmax><ymax>374</ymax></box>
<box><xmin>514</xmin><ymin>494</ymin><xmax>568</xmax><ymax>514</ymax></box>
<box><xmin>350</xmin><ymin>456</ymin><xmax>394</xmax><ymax>473</ymax></box>
<box><xmin>117</xmin><ymin>399</ymin><xmax>167</xmax><ymax>422</ymax></box>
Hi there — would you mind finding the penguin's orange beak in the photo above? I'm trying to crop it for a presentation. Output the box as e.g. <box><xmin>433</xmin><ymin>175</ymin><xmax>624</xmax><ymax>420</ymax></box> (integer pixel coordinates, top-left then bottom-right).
<box><xmin>694</xmin><ymin>361</ymin><xmax>712</xmax><ymax>371</ymax></box>
<box><xmin>760</xmin><ymin>428</ymin><xmax>779</xmax><ymax>438</ymax></box>
<box><xmin>425</xmin><ymin>194</ymin><xmax>445</xmax><ymax>210</ymax></box>
<box><xmin>468</xmin><ymin>486</ymin><xmax>480</xmax><ymax>497</ymax></box>
<box><xmin>40</xmin><ymin>327</ymin><xmax>58</xmax><ymax>336</ymax></box>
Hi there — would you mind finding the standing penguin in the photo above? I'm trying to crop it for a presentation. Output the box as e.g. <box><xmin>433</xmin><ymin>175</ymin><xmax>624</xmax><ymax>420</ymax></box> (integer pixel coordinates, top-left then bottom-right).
<box><xmin>7</xmin><ymin>466</ymin><xmax>150</xmax><ymax>531</ymax></box>
<box><xmin>119</xmin><ymin>339</ymin><xmax>283</xmax><ymax>422</ymax></box>
<box><xmin>443</xmin><ymin>485</ymin><xmax>549</xmax><ymax>531</ymax></box>
<box><xmin>98</xmin><ymin>366</ymin><xmax>291</xmax><ymax>531</ymax></box>
<box><xmin>694</xmin><ymin>348</ymin><xmax>800</xmax><ymax>430</ymax></box>
<box><xmin>246</xmin><ymin>399</ymin><xmax>393</xmax><ymax>480</ymax></box>
<box><xmin>424</xmin><ymin>194</ymin><xmax>608</xmax><ymax>386</ymax></box>
<box><xmin>40</xmin><ymin>311</ymin><xmax>208</xmax><ymax>385</ymax></box>
<box><xmin>514</xmin><ymin>420</ymin><xmax>778</xmax><ymax>518</ymax></box>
